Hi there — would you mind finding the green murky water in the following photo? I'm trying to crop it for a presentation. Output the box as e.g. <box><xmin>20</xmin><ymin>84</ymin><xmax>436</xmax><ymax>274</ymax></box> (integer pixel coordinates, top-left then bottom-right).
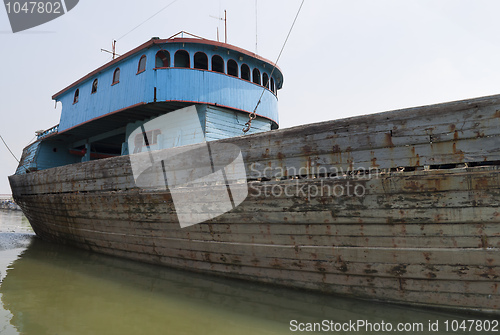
<box><xmin>0</xmin><ymin>210</ymin><xmax>496</xmax><ymax>334</ymax></box>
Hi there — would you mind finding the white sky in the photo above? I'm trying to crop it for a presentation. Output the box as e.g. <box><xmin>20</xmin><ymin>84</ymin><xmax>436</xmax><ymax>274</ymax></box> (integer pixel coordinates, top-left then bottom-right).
<box><xmin>2</xmin><ymin>0</ymin><xmax>500</xmax><ymax>194</ymax></box>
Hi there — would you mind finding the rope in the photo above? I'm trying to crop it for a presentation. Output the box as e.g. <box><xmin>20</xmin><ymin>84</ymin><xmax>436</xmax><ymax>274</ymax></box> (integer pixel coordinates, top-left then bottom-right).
<box><xmin>243</xmin><ymin>0</ymin><xmax>305</xmax><ymax>133</ymax></box>
<box><xmin>0</xmin><ymin>134</ymin><xmax>20</xmax><ymax>163</ymax></box>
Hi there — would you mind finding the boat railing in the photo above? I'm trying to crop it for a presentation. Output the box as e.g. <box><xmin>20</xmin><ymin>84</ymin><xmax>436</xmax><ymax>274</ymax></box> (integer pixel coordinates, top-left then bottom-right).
<box><xmin>36</xmin><ymin>124</ymin><xmax>59</xmax><ymax>140</ymax></box>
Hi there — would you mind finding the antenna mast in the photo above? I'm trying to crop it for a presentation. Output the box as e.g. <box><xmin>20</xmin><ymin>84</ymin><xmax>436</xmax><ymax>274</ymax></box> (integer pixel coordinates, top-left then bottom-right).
<box><xmin>101</xmin><ymin>40</ymin><xmax>120</xmax><ymax>59</ymax></box>
<box><xmin>210</xmin><ymin>10</ymin><xmax>227</xmax><ymax>43</ymax></box>
<box><xmin>255</xmin><ymin>0</ymin><xmax>258</xmax><ymax>54</ymax></box>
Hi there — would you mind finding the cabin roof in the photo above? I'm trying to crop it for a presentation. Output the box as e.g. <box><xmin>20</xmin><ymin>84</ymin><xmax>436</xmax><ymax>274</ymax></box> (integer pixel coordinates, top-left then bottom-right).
<box><xmin>52</xmin><ymin>37</ymin><xmax>283</xmax><ymax>100</ymax></box>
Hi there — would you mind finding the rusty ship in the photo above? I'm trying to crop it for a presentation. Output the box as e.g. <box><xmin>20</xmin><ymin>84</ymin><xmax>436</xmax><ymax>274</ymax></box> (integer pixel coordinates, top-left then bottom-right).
<box><xmin>9</xmin><ymin>34</ymin><xmax>499</xmax><ymax>314</ymax></box>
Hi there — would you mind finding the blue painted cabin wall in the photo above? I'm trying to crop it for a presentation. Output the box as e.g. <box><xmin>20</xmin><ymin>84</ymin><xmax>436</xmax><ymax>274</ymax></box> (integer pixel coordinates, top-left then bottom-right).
<box><xmin>203</xmin><ymin>105</ymin><xmax>272</xmax><ymax>141</ymax></box>
<box><xmin>155</xmin><ymin>69</ymin><xmax>278</xmax><ymax>122</ymax></box>
<box><xmin>35</xmin><ymin>141</ymin><xmax>82</xmax><ymax>169</ymax></box>
<box><xmin>16</xmin><ymin>140</ymin><xmax>81</xmax><ymax>173</ymax></box>
<box><xmin>16</xmin><ymin>39</ymin><xmax>283</xmax><ymax>175</ymax></box>
<box><xmin>124</xmin><ymin>105</ymin><xmax>207</xmax><ymax>155</ymax></box>
<box><xmin>15</xmin><ymin>142</ymin><xmax>40</xmax><ymax>174</ymax></box>
<box><xmin>122</xmin><ymin>104</ymin><xmax>271</xmax><ymax>155</ymax></box>
<box><xmin>58</xmin><ymin>50</ymin><xmax>154</xmax><ymax>132</ymax></box>
<box><xmin>56</xmin><ymin>41</ymin><xmax>281</xmax><ymax>133</ymax></box>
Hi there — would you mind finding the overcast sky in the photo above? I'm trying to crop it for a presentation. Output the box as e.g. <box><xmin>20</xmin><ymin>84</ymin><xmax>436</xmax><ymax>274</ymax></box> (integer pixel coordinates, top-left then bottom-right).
<box><xmin>1</xmin><ymin>0</ymin><xmax>500</xmax><ymax>194</ymax></box>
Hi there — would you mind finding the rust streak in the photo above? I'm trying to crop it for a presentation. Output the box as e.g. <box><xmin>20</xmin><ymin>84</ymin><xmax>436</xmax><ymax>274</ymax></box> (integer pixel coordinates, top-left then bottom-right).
<box><xmin>385</xmin><ymin>132</ymin><xmax>394</xmax><ymax>147</ymax></box>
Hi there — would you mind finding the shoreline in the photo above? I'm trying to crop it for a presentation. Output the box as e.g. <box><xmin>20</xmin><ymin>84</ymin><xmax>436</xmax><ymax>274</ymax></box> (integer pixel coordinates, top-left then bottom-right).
<box><xmin>0</xmin><ymin>196</ymin><xmax>21</xmax><ymax>211</ymax></box>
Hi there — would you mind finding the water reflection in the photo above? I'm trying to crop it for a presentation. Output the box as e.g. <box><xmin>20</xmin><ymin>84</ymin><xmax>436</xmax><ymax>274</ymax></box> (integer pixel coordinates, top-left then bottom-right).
<box><xmin>0</xmin><ymin>235</ymin><xmax>496</xmax><ymax>335</ymax></box>
<box><xmin>0</xmin><ymin>210</ymin><xmax>34</xmax><ymax>335</ymax></box>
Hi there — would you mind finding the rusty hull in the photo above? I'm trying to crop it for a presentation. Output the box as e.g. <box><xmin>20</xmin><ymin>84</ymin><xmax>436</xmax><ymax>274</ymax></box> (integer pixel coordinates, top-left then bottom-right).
<box><xmin>10</xmin><ymin>94</ymin><xmax>500</xmax><ymax>314</ymax></box>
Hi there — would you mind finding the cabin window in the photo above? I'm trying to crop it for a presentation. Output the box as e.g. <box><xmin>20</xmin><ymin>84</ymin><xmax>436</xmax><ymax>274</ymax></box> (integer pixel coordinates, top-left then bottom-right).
<box><xmin>91</xmin><ymin>79</ymin><xmax>98</xmax><ymax>94</ymax></box>
<box><xmin>155</xmin><ymin>50</ymin><xmax>170</xmax><ymax>68</ymax></box>
<box><xmin>227</xmin><ymin>59</ymin><xmax>238</xmax><ymax>77</ymax></box>
<box><xmin>137</xmin><ymin>55</ymin><xmax>147</xmax><ymax>73</ymax></box>
<box><xmin>73</xmin><ymin>89</ymin><xmax>79</xmax><ymax>103</ymax></box>
<box><xmin>263</xmin><ymin>73</ymin><xmax>269</xmax><ymax>89</ymax></box>
<box><xmin>241</xmin><ymin>64</ymin><xmax>250</xmax><ymax>81</ymax></box>
<box><xmin>252</xmin><ymin>68</ymin><xmax>261</xmax><ymax>85</ymax></box>
<box><xmin>194</xmin><ymin>52</ymin><xmax>208</xmax><ymax>70</ymax></box>
<box><xmin>271</xmin><ymin>77</ymin><xmax>275</xmax><ymax>93</ymax></box>
<box><xmin>112</xmin><ymin>68</ymin><xmax>120</xmax><ymax>85</ymax></box>
<box><xmin>212</xmin><ymin>55</ymin><xmax>224</xmax><ymax>73</ymax></box>
<box><xmin>174</xmin><ymin>50</ymin><xmax>190</xmax><ymax>68</ymax></box>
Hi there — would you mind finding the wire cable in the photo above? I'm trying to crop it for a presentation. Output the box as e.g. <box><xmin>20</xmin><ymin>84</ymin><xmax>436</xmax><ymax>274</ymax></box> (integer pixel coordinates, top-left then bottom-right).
<box><xmin>0</xmin><ymin>134</ymin><xmax>20</xmax><ymax>163</ymax></box>
<box><xmin>243</xmin><ymin>0</ymin><xmax>305</xmax><ymax>133</ymax></box>
<box><xmin>117</xmin><ymin>0</ymin><xmax>182</xmax><ymax>41</ymax></box>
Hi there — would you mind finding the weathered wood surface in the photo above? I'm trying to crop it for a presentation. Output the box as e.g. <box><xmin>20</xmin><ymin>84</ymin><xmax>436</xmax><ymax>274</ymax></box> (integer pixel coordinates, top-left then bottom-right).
<box><xmin>9</xmin><ymin>94</ymin><xmax>500</xmax><ymax>314</ymax></box>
